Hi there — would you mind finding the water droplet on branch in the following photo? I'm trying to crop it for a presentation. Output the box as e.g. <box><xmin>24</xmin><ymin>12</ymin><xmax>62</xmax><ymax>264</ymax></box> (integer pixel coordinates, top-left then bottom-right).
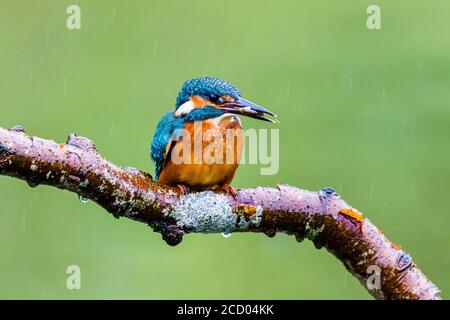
<box><xmin>221</xmin><ymin>232</ymin><xmax>232</xmax><ymax>238</ymax></box>
<box><xmin>78</xmin><ymin>195</ymin><xmax>89</xmax><ymax>204</ymax></box>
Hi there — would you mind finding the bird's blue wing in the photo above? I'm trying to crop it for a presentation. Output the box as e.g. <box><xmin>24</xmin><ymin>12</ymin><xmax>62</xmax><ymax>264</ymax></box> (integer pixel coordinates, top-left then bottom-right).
<box><xmin>150</xmin><ymin>111</ymin><xmax>182</xmax><ymax>180</ymax></box>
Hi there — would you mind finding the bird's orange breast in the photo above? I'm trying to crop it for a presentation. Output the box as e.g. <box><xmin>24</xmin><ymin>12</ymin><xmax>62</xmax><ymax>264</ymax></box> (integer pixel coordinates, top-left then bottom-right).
<box><xmin>158</xmin><ymin>114</ymin><xmax>244</xmax><ymax>189</ymax></box>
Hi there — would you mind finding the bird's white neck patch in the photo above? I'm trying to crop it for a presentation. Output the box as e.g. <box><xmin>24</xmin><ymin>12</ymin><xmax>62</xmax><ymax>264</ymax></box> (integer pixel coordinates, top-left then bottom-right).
<box><xmin>213</xmin><ymin>113</ymin><xmax>242</xmax><ymax>127</ymax></box>
<box><xmin>175</xmin><ymin>100</ymin><xmax>194</xmax><ymax>117</ymax></box>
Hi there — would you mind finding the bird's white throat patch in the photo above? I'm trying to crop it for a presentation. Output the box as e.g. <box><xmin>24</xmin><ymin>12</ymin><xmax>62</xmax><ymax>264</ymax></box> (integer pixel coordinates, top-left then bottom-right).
<box><xmin>175</xmin><ymin>100</ymin><xmax>194</xmax><ymax>117</ymax></box>
<box><xmin>212</xmin><ymin>113</ymin><xmax>242</xmax><ymax>127</ymax></box>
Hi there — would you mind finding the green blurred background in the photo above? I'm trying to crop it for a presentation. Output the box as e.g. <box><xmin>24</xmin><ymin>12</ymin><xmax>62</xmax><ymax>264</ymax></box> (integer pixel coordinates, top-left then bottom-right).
<box><xmin>0</xmin><ymin>0</ymin><xmax>448</xmax><ymax>299</ymax></box>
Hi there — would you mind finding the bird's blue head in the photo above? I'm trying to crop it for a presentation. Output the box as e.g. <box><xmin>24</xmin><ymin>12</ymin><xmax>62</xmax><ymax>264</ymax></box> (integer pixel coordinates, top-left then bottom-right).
<box><xmin>174</xmin><ymin>77</ymin><xmax>277</xmax><ymax>122</ymax></box>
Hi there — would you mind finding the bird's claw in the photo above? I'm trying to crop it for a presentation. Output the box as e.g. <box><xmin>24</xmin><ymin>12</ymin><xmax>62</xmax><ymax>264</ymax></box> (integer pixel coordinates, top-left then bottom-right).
<box><xmin>176</xmin><ymin>183</ymin><xmax>190</xmax><ymax>195</ymax></box>
<box><xmin>219</xmin><ymin>184</ymin><xmax>237</xmax><ymax>198</ymax></box>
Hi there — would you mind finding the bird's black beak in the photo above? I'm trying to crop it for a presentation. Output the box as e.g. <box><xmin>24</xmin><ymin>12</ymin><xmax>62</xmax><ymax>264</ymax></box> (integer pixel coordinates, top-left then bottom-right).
<box><xmin>218</xmin><ymin>98</ymin><xmax>278</xmax><ymax>123</ymax></box>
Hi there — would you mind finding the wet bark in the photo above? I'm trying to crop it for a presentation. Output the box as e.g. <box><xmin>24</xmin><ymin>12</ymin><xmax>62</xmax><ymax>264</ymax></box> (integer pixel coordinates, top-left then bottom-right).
<box><xmin>0</xmin><ymin>126</ymin><xmax>441</xmax><ymax>300</ymax></box>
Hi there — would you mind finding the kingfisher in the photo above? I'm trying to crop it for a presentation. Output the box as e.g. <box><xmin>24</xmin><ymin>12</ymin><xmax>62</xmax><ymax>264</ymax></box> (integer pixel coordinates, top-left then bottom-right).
<box><xmin>150</xmin><ymin>77</ymin><xmax>277</xmax><ymax>195</ymax></box>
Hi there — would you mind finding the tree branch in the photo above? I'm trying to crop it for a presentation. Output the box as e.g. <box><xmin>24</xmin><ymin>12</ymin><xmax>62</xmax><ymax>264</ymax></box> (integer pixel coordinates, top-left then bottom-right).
<box><xmin>0</xmin><ymin>126</ymin><xmax>441</xmax><ymax>300</ymax></box>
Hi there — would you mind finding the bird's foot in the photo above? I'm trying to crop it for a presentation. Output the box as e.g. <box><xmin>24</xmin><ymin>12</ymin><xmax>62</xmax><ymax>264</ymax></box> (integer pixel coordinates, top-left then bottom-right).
<box><xmin>218</xmin><ymin>184</ymin><xmax>237</xmax><ymax>198</ymax></box>
<box><xmin>176</xmin><ymin>183</ymin><xmax>190</xmax><ymax>195</ymax></box>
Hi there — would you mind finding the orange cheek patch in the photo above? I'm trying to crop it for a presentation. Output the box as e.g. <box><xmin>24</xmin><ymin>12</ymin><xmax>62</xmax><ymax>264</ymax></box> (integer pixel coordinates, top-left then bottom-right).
<box><xmin>222</xmin><ymin>95</ymin><xmax>235</xmax><ymax>103</ymax></box>
<box><xmin>190</xmin><ymin>95</ymin><xmax>211</xmax><ymax>108</ymax></box>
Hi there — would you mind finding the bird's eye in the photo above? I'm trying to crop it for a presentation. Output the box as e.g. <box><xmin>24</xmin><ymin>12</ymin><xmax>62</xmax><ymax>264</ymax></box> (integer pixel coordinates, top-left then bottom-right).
<box><xmin>209</xmin><ymin>94</ymin><xmax>219</xmax><ymax>102</ymax></box>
